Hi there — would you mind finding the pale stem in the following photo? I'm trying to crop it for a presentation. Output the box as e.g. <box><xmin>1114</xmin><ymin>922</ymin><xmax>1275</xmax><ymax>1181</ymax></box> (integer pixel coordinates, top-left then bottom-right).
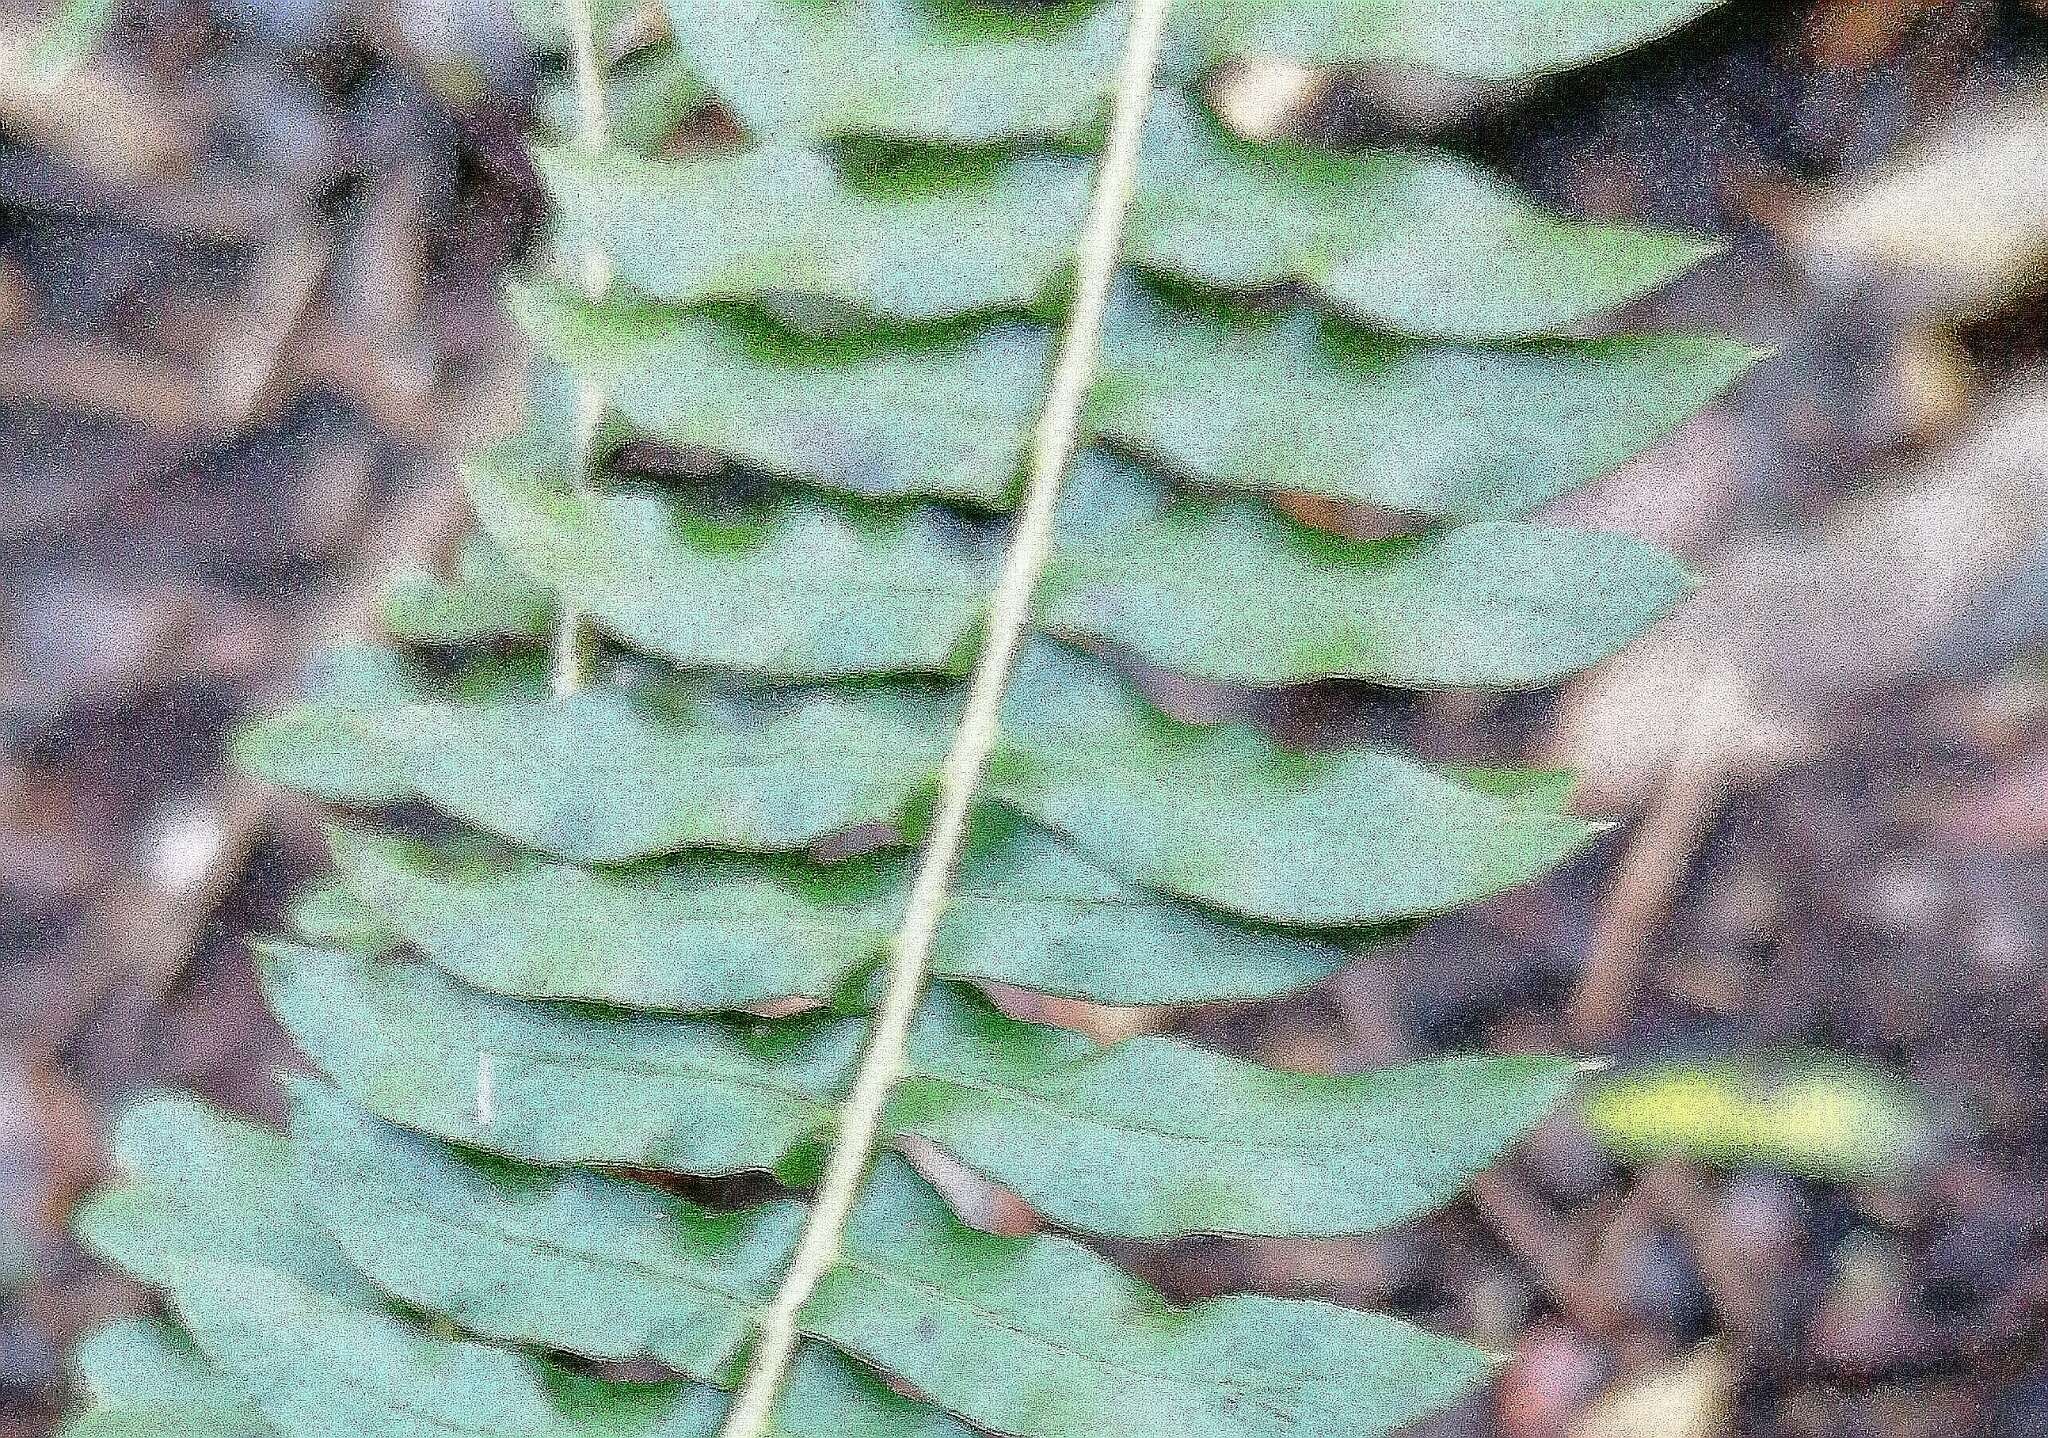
<box><xmin>715</xmin><ymin>3</ymin><xmax>1176</xmax><ymax>1435</ymax></box>
<box><xmin>551</xmin><ymin>0</ymin><xmax>613</xmax><ymax>698</ymax></box>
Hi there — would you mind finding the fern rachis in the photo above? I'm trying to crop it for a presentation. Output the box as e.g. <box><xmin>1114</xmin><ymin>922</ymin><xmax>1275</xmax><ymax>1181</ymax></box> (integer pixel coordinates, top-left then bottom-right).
<box><xmin>66</xmin><ymin>3</ymin><xmax>1752</xmax><ymax>1438</ymax></box>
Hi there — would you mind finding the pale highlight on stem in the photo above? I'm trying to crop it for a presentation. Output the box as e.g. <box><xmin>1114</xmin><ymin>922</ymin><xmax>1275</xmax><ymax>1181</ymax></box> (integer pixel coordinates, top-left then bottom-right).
<box><xmin>714</xmin><ymin>2</ymin><xmax>1175</xmax><ymax>1434</ymax></box>
<box><xmin>551</xmin><ymin>0</ymin><xmax>613</xmax><ymax>698</ymax></box>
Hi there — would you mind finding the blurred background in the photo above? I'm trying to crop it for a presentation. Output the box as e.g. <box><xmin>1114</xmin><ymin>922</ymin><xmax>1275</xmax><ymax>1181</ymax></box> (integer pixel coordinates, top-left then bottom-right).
<box><xmin>3</xmin><ymin>1</ymin><xmax>2048</xmax><ymax>1435</ymax></box>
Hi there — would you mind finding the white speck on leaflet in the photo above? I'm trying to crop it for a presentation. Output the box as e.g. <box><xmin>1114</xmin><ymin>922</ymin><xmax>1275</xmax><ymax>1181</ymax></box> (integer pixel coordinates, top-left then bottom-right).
<box><xmin>474</xmin><ymin>1051</ymin><xmax>495</xmax><ymax>1128</ymax></box>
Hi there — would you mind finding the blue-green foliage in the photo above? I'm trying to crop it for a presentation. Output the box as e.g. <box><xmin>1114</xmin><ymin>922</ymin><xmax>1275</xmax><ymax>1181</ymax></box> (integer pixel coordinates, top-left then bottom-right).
<box><xmin>68</xmin><ymin>3</ymin><xmax>1745</xmax><ymax>1436</ymax></box>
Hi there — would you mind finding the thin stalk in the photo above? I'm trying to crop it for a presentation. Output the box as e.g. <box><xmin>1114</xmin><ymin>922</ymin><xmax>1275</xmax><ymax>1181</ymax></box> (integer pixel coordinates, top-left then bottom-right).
<box><xmin>551</xmin><ymin>0</ymin><xmax>613</xmax><ymax>698</ymax></box>
<box><xmin>715</xmin><ymin>3</ymin><xmax>1175</xmax><ymax>1434</ymax></box>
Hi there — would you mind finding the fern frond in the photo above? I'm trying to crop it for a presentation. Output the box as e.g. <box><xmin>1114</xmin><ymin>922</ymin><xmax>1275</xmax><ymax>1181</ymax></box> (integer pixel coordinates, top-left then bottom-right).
<box><xmin>66</xmin><ymin>3</ymin><xmax>1753</xmax><ymax>1437</ymax></box>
